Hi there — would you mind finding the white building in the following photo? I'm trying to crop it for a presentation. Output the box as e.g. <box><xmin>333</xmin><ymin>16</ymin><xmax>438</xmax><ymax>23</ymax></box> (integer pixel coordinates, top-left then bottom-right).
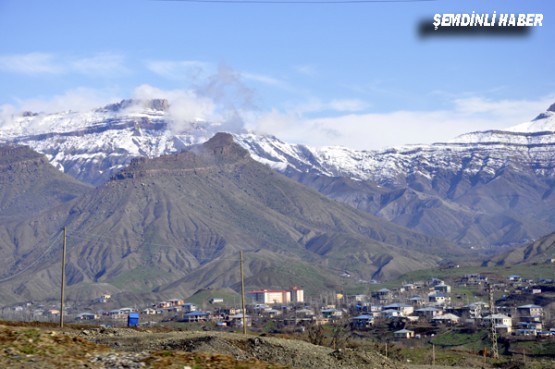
<box><xmin>483</xmin><ymin>313</ymin><xmax>513</xmax><ymax>333</ymax></box>
<box><xmin>247</xmin><ymin>287</ymin><xmax>304</xmax><ymax>304</ymax></box>
<box><xmin>383</xmin><ymin>303</ymin><xmax>414</xmax><ymax>316</ymax></box>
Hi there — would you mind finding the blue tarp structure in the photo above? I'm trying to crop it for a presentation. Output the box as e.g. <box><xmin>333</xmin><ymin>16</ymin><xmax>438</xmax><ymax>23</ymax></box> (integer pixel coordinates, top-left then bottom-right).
<box><xmin>128</xmin><ymin>312</ymin><xmax>139</xmax><ymax>327</ymax></box>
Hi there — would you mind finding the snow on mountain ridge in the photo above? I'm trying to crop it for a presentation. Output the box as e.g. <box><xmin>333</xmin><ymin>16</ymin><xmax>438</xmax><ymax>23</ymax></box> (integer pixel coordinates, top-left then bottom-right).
<box><xmin>0</xmin><ymin>99</ymin><xmax>221</xmax><ymax>184</ymax></box>
<box><xmin>0</xmin><ymin>99</ymin><xmax>169</xmax><ymax>139</ymax></box>
<box><xmin>1</xmin><ymin>100</ymin><xmax>555</xmax><ymax>186</ymax></box>
<box><xmin>505</xmin><ymin>110</ymin><xmax>555</xmax><ymax>133</ymax></box>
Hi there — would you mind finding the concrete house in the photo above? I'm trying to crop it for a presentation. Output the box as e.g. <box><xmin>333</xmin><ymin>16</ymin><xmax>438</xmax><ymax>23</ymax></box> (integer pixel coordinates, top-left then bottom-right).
<box><xmin>247</xmin><ymin>287</ymin><xmax>304</xmax><ymax>304</ymax></box>
<box><xmin>459</xmin><ymin>274</ymin><xmax>487</xmax><ymax>286</ymax></box>
<box><xmin>409</xmin><ymin>296</ymin><xmax>425</xmax><ymax>307</ymax></box>
<box><xmin>373</xmin><ymin>288</ymin><xmax>392</xmax><ymax>301</ymax></box>
<box><xmin>228</xmin><ymin>313</ymin><xmax>252</xmax><ymax>327</ymax></box>
<box><xmin>383</xmin><ymin>303</ymin><xmax>414</xmax><ymax>316</ymax></box>
<box><xmin>182</xmin><ymin>303</ymin><xmax>198</xmax><ymax>313</ymax></box>
<box><xmin>142</xmin><ymin>308</ymin><xmax>157</xmax><ymax>315</ymax></box>
<box><xmin>351</xmin><ymin>314</ymin><xmax>374</xmax><ymax>330</ymax></box>
<box><xmin>414</xmin><ymin>307</ymin><xmax>442</xmax><ymax>320</ymax></box>
<box><xmin>168</xmin><ymin>298</ymin><xmax>185</xmax><ymax>306</ymax></box>
<box><xmin>508</xmin><ymin>275</ymin><xmax>522</xmax><ymax>282</ymax></box>
<box><xmin>428</xmin><ymin>293</ymin><xmax>450</xmax><ymax>305</ymax></box>
<box><xmin>393</xmin><ymin>328</ymin><xmax>415</xmax><ymax>339</ymax></box>
<box><xmin>483</xmin><ymin>313</ymin><xmax>513</xmax><ymax>333</ymax></box>
<box><xmin>434</xmin><ymin>283</ymin><xmax>451</xmax><ymax>294</ymax></box>
<box><xmin>76</xmin><ymin>312</ymin><xmax>98</xmax><ymax>320</ymax></box>
<box><xmin>456</xmin><ymin>301</ymin><xmax>488</xmax><ymax>319</ymax></box>
<box><xmin>517</xmin><ymin>304</ymin><xmax>543</xmax><ymax>318</ymax></box>
<box><xmin>321</xmin><ymin>308</ymin><xmax>343</xmax><ymax>319</ymax></box>
<box><xmin>183</xmin><ymin>311</ymin><xmax>210</xmax><ymax>322</ymax></box>
<box><xmin>431</xmin><ymin>313</ymin><xmax>460</xmax><ymax>325</ymax></box>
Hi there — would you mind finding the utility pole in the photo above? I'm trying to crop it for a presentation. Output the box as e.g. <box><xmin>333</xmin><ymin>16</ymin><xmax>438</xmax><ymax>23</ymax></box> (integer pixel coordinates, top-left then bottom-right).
<box><xmin>488</xmin><ymin>283</ymin><xmax>499</xmax><ymax>359</ymax></box>
<box><xmin>60</xmin><ymin>227</ymin><xmax>67</xmax><ymax>328</ymax></box>
<box><xmin>240</xmin><ymin>251</ymin><xmax>247</xmax><ymax>335</ymax></box>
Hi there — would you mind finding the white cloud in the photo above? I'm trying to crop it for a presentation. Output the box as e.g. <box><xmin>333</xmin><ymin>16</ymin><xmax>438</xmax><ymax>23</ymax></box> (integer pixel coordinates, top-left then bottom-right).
<box><xmin>241</xmin><ymin>72</ymin><xmax>287</xmax><ymax>88</ymax></box>
<box><xmin>0</xmin><ymin>87</ymin><xmax>121</xmax><ymax>130</ymax></box>
<box><xmin>245</xmin><ymin>109</ymin><xmax>301</xmax><ymax>138</ymax></box>
<box><xmin>247</xmin><ymin>95</ymin><xmax>555</xmax><ymax>150</ymax></box>
<box><xmin>145</xmin><ymin>62</ymin><xmax>257</xmax><ymax>128</ymax></box>
<box><xmin>146</xmin><ymin>60</ymin><xmax>213</xmax><ymax>81</ymax></box>
<box><xmin>0</xmin><ymin>104</ymin><xmax>18</xmax><ymax>127</ymax></box>
<box><xmin>292</xmin><ymin>98</ymin><xmax>369</xmax><ymax>114</ymax></box>
<box><xmin>133</xmin><ymin>84</ymin><xmax>217</xmax><ymax>132</ymax></box>
<box><xmin>14</xmin><ymin>87</ymin><xmax>120</xmax><ymax>114</ymax></box>
<box><xmin>294</xmin><ymin>64</ymin><xmax>318</xmax><ymax>77</ymax></box>
<box><xmin>452</xmin><ymin>96</ymin><xmax>551</xmax><ymax>119</ymax></box>
<box><xmin>328</xmin><ymin>99</ymin><xmax>369</xmax><ymax>113</ymax></box>
<box><xmin>69</xmin><ymin>52</ymin><xmax>128</xmax><ymax>76</ymax></box>
<box><xmin>147</xmin><ymin>59</ymin><xmax>292</xmax><ymax>97</ymax></box>
<box><xmin>0</xmin><ymin>53</ymin><xmax>62</xmax><ymax>74</ymax></box>
<box><xmin>0</xmin><ymin>52</ymin><xmax>127</xmax><ymax>77</ymax></box>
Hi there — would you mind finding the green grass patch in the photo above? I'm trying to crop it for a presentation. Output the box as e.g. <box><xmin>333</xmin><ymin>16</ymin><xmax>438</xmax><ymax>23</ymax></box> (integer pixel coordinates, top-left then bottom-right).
<box><xmin>110</xmin><ymin>266</ymin><xmax>173</xmax><ymax>291</ymax></box>
<box><xmin>373</xmin><ymin>263</ymin><xmax>555</xmax><ymax>290</ymax></box>
<box><xmin>185</xmin><ymin>288</ymin><xmax>240</xmax><ymax>308</ymax></box>
<box><xmin>431</xmin><ymin>329</ymin><xmax>488</xmax><ymax>351</ymax></box>
<box><xmin>510</xmin><ymin>340</ymin><xmax>555</xmax><ymax>356</ymax></box>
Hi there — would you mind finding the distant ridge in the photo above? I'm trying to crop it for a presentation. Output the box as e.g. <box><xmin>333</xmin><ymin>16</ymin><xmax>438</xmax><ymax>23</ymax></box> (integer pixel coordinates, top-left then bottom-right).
<box><xmin>2</xmin><ymin>100</ymin><xmax>555</xmax><ymax>250</ymax></box>
<box><xmin>0</xmin><ymin>144</ymin><xmax>92</xmax><ymax>223</ymax></box>
<box><xmin>486</xmin><ymin>231</ymin><xmax>555</xmax><ymax>266</ymax></box>
<box><xmin>0</xmin><ymin>134</ymin><xmax>451</xmax><ymax>304</ymax></box>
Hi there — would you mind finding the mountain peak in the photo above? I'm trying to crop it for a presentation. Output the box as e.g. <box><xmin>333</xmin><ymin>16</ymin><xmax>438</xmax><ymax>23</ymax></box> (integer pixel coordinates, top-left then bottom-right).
<box><xmin>111</xmin><ymin>132</ymin><xmax>249</xmax><ymax>181</ymax></box>
<box><xmin>0</xmin><ymin>145</ymin><xmax>43</xmax><ymax>166</ymax></box>
<box><xmin>202</xmin><ymin>132</ymin><xmax>249</xmax><ymax>161</ymax></box>
<box><xmin>100</xmin><ymin>99</ymin><xmax>170</xmax><ymax>113</ymax></box>
<box><xmin>529</xmin><ymin>102</ymin><xmax>555</xmax><ymax>122</ymax></box>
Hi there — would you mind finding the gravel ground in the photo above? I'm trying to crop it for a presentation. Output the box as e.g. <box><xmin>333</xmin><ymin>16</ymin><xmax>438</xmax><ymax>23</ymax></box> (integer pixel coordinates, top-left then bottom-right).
<box><xmin>83</xmin><ymin>327</ymin><xmax>406</xmax><ymax>369</ymax></box>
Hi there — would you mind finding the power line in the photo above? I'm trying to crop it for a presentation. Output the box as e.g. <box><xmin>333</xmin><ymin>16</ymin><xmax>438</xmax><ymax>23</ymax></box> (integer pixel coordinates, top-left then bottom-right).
<box><xmin>0</xmin><ymin>232</ymin><xmax>63</xmax><ymax>283</ymax></box>
<box><xmin>67</xmin><ymin>231</ymin><xmax>225</xmax><ymax>250</ymax></box>
<box><xmin>155</xmin><ymin>0</ymin><xmax>437</xmax><ymax>4</ymax></box>
<box><xmin>65</xmin><ymin>230</ymin><xmax>246</xmax><ymax>262</ymax></box>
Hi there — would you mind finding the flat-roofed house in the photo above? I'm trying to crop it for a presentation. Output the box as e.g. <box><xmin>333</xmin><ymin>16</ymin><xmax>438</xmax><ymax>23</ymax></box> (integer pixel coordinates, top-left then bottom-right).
<box><xmin>247</xmin><ymin>287</ymin><xmax>304</xmax><ymax>304</ymax></box>
<box><xmin>517</xmin><ymin>304</ymin><xmax>543</xmax><ymax>318</ymax></box>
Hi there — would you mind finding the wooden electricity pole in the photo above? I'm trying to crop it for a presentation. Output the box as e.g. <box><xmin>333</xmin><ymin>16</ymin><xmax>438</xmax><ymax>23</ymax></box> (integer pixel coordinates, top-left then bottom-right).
<box><xmin>60</xmin><ymin>227</ymin><xmax>67</xmax><ymax>328</ymax></box>
<box><xmin>240</xmin><ymin>251</ymin><xmax>247</xmax><ymax>335</ymax></box>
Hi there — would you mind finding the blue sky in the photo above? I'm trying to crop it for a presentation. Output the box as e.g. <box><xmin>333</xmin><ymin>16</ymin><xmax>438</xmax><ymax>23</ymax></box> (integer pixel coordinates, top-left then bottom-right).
<box><xmin>0</xmin><ymin>0</ymin><xmax>553</xmax><ymax>149</ymax></box>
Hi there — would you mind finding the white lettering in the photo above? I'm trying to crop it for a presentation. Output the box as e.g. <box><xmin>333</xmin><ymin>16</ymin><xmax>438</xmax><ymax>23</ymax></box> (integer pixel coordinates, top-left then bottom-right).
<box><xmin>534</xmin><ymin>14</ymin><xmax>544</xmax><ymax>27</ymax></box>
<box><xmin>433</xmin><ymin>14</ymin><xmax>441</xmax><ymax>30</ymax></box>
<box><xmin>498</xmin><ymin>14</ymin><xmax>508</xmax><ymax>27</ymax></box>
<box><xmin>432</xmin><ymin>13</ymin><xmax>544</xmax><ymax>31</ymax></box>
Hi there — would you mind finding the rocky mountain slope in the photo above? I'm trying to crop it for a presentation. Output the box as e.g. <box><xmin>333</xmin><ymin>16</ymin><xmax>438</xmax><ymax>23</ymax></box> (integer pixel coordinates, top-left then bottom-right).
<box><xmin>0</xmin><ymin>145</ymin><xmax>92</xmax><ymax>224</ymax></box>
<box><xmin>0</xmin><ymin>134</ymin><xmax>452</xmax><ymax>304</ymax></box>
<box><xmin>486</xmin><ymin>230</ymin><xmax>555</xmax><ymax>266</ymax></box>
<box><xmin>238</xmin><ymin>104</ymin><xmax>555</xmax><ymax>248</ymax></box>
<box><xmin>2</xmin><ymin>100</ymin><xmax>554</xmax><ymax>248</ymax></box>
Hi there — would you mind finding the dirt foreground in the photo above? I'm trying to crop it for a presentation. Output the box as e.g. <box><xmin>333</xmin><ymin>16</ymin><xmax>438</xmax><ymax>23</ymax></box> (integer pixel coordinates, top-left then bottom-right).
<box><xmin>0</xmin><ymin>323</ymin><xmax>405</xmax><ymax>369</ymax></box>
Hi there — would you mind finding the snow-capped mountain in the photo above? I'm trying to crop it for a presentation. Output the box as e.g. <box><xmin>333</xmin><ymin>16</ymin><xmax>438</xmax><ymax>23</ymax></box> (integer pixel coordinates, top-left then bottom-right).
<box><xmin>2</xmin><ymin>99</ymin><xmax>555</xmax><ymax>247</ymax></box>
<box><xmin>239</xmin><ymin>102</ymin><xmax>555</xmax><ymax>185</ymax></box>
<box><xmin>0</xmin><ymin>99</ymin><xmax>218</xmax><ymax>184</ymax></box>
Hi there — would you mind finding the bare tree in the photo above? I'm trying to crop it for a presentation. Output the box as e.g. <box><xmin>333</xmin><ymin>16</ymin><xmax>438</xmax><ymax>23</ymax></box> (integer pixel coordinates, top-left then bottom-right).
<box><xmin>330</xmin><ymin>318</ymin><xmax>350</xmax><ymax>350</ymax></box>
<box><xmin>307</xmin><ymin>322</ymin><xmax>325</xmax><ymax>346</ymax></box>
